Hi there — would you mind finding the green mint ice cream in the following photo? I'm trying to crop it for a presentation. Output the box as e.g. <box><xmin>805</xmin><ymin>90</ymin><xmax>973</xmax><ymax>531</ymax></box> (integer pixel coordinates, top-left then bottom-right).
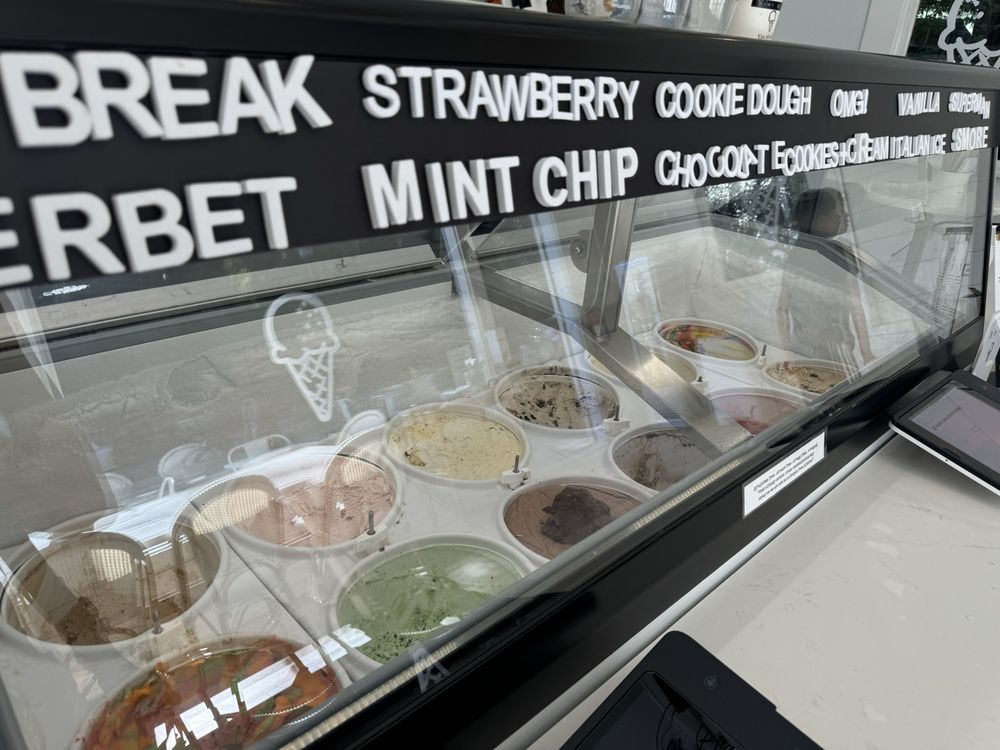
<box><xmin>338</xmin><ymin>543</ymin><xmax>525</xmax><ymax>663</ymax></box>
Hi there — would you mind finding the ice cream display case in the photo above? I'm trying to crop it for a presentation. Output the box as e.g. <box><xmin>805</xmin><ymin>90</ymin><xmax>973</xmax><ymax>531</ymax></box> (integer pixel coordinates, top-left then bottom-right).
<box><xmin>0</xmin><ymin>1</ymin><xmax>997</xmax><ymax>748</ymax></box>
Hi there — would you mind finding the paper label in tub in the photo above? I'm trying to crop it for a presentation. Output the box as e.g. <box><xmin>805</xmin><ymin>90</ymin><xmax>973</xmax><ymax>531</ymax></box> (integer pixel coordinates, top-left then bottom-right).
<box><xmin>743</xmin><ymin>431</ymin><xmax>825</xmax><ymax>516</ymax></box>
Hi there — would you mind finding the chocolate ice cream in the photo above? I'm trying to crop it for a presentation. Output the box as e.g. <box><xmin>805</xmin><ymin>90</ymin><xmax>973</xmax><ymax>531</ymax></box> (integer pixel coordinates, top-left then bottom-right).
<box><xmin>612</xmin><ymin>428</ymin><xmax>712</xmax><ymax>492</ymax></box>
<box><xmin>541</xmin><ymin>487</ymin><xmax>611</xmax><ymax>544</ymax></box>
<box><xmin>5</xmin><ymin>529</ymin><xmax>217</xmax><ymax>646</ymax></box>
<box><xmin>504</xmin><ymin>482</ymin><xmax>641</xmax><ymax>559</ymax></box>
<box><xmin>766</xmin><ymin>361</ymin><xmax>850</xmax><ymax>395</ymax></box>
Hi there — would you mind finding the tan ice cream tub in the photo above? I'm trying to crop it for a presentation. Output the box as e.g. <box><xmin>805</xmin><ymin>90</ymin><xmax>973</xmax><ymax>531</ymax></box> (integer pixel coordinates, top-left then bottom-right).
<box><xmin>384</xmin><ymin>402</ymin><xmax>530</xmax><ymax>486</ymax></box>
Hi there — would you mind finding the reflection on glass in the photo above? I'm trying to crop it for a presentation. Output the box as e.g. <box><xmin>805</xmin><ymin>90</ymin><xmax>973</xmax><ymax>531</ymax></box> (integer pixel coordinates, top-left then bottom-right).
<box><xmin>386</xmin><ymin>406</ymin><xmax>526</xmax><ymax>481</ymax></box>
<box><xmin>707</xmin><ymin>389</ymin><xmax>803</xmax><ymax>435</ymax></box>
<box><xmin>81</xmin><ymin>637</ymin><xmax>340</xmax><ymax>749</ymax></box>
<box><xmin>777</xmin><ymin>188</ymin><xmax>875</xmax><ymax>368</ymax></box>
<box><xmin>503</xmin><ymin>481</ymin><xmax>643</xmax><ymax>559</ymax></box>
<box><xmin>3</xmin><ymin>527</ymin><xmax>218</xmax><ymax>646</ymax></box>
<box><xmin>909</xmin><ymin>0</ymin><xmax>1000</xmax><ymax>64</ymax></box>
<box><xmin>611</xmin><ymin>427</ymin><xmax>714</xmax><ymax>492</ymax></box>
<box><xmin>656</xmin><ymin>321</ymin><xmax>759</xmax><ymax>362</ymax></box>
<box><xmin>0</xmin><ymin>149</ymin><xmax>989</xmax><ymax>748</ymax></box>
<box><xmin>336</xmin><ymin>541</ymin><xmax>527</xmax><ymax>664</ymax></box>
<box><xmin>587</xmin><ymin>349</ymin><xmax>699</xmax><ymax>384</ymax></box>
<box><xmin>561</xmin><ymin>0</ymin><xmax>641</xmax><ymax>22</ymax></box>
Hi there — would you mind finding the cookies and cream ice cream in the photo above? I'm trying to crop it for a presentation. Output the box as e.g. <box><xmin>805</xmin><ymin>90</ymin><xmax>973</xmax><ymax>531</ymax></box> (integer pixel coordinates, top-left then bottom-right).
<box><xmin>498</xmin><ymin>366</ymin><xmax>617</xmax><ymax>429</ymax></box>
<box><xmin>766</xmin><ymin>361</ymin><xmax>850</xmax><ymax>395</ymax></box>
<box><xmin>234</xmin><ymin>455</ymin><xmax>396</xmax><ymax>548</ymax></box>
<box><xmin>613</xmin><ymin>428</ymin><xmax>712</xmax><ymax>492</ymax></box>
<box><xmin>387</xmin><ymin>409</ymin><xmax>524</xmax><ymax>480</ymax></box>
<box><xmin>504</xmin><ymin>483</ymin><xmax>641</xmax><ymax>559</ymax></box>
<box><xmin>337</xmin><ymin>543</ymin><xmax>525</xmax><ymax>663</ymax></box>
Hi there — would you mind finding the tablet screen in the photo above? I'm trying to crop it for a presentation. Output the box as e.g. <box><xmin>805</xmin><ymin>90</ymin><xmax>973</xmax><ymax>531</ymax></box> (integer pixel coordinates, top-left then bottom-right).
<box><xmin>909</xmin><ymin>383</ymin><xmax>1000</xmax><ymax>471</ymax></box>
<box><xmin>576</xmin><ymin>673</ymin><xmax>742</xmax><ymax>750</ymax></box>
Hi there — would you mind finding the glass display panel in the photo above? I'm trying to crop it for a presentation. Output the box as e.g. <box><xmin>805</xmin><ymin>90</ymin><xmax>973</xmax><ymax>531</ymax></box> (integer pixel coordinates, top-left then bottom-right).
<box><xmin>0</xmin><ymin>149</ymin><xmax>990</xmax><ymax>748</ymax></box>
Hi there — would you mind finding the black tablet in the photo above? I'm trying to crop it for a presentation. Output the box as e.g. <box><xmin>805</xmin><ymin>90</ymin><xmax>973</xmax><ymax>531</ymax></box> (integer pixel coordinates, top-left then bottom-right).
<box><xmin>563</xmin><ymin>632</ymin><xmax>820</xmax><ymax>749</ymax></box>
<box><xmin>889</xmin><ymin>369</ymin><xmax>1000</xmax><ymax>497</ymax></box>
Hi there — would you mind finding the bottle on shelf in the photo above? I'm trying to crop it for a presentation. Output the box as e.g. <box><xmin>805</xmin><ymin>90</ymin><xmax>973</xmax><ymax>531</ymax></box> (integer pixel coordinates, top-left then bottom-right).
<box><xmin>558</xmin><ymin>0</ymin><xmax>642</xmax><ymax>23</ymax></box>
<box><xmin>683</xmin><ymin>0</ymin><xmax>784</xmax><ymax>38</ymax></box>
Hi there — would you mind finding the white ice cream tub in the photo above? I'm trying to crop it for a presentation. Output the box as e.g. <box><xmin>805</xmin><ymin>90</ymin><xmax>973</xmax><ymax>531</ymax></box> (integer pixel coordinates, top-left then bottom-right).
<box><xmin>704</xmin><ymin>386</ymin><xmax>809</xmax><ymax>435</ymax></box>
<box><xmin>608</xmin><ymin>423</ymin><xmax>715</xmax><ymax>495</ymax></box>
<box><xmin>497</xmin><ymin>476</ymin><xmax>653</xmax><ymax>566</ymax></box>
<box><xmin>221</xmin><ymin>454</ymin><xmax>405</xmax><ymax>560</ymax></box>
<box><xmin>0</xmin><ymin>506</ymin><xmax>228</xmax><ymax>664</ymax></box>
<box><xmin>72</xmin><ymin>633</ymin><xmax>352</xmax><ymax>750</ymax></box>
<box><xmin>493</xmin><ymin>364</ymin><xmax>622</xmax><ymax>435</ymax></box>
<box><xmin>650</xmin><ymin>317</ymin><xmax>761</xmax><ymax>365</ymax></box>
<box><xmin>383</xmin><ymin>402</ymin><xmax>531</xmax><ymax>488</ymax></box>
<box><xmin>0</xmin><ymin>506</ymin><xmax>267</xmax><ymax>750</ymax></box>
<box><xmin>762</xmin><ymin>357</ymin><xmax>857</xmax><ymax>398</ymax></box>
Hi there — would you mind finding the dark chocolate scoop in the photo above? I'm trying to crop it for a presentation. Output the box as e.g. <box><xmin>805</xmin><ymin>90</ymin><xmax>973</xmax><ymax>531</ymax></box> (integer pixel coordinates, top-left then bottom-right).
<box><xmin>58</xmin><ymin>596</ymin><xmax>103</xmax><ymax>645</ymax></box>
<box><xmin>541</xmin><ymin>487</ymin><xmax>612</xmax><ymax>545</ymax></box>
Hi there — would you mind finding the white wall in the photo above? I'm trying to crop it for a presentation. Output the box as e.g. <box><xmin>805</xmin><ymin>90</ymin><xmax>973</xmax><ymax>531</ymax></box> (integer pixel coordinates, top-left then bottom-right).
<box><xmin>774</xmin><ymin>0</ymin><xmax>920</xmax><ymax>54</ymax></box>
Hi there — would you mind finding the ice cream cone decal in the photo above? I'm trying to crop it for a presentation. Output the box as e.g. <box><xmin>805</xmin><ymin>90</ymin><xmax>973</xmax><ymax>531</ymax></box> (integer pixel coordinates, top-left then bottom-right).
<box><xmin>286</xmin><ymin>347</ymin><xmax>336</xmax><ymax>422</ymax></box>
<box><xmin>264</xmin><ymin>293</ymin><xmax>341</xmax><ymax>422</ymax></box>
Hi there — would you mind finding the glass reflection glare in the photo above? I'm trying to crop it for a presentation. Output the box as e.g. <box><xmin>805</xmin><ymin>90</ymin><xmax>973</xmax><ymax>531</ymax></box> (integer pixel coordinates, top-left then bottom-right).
<box><xmin>337</xmin><ymin>542</ymin><xmax>525</xmax><ymax>664</ymax></box>
<box><xmin>82</xmin><ymin>637</ymin><xmax>340</xmax><ymax>749</ymax></box>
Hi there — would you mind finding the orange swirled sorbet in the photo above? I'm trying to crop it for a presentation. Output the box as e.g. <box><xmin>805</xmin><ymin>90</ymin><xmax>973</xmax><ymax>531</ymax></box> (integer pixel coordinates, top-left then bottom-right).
<box><xmin>81</xmin><ymin>636</ymin><xmax>339</xmax><ymax>749</ymax></box>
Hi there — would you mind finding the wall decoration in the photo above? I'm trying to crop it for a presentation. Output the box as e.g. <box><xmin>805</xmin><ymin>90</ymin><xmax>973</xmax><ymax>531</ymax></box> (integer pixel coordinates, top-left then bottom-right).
<box><xmin>910</xmin><ymin>0</ymin><xmax>1000</xmax><ymax>65</ymax></box>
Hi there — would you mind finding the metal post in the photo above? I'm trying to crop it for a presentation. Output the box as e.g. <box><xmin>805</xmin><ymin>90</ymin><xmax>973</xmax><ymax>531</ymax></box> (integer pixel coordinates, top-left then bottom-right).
<box><xmin>581</xmin><ymin>199</ymin><xmax>637</xmax><ymax>339</ymax></box>
<box><xmin>972</xmin><ymin>150</ymin><xmax>999</xmax><ymax>380</ymax></box>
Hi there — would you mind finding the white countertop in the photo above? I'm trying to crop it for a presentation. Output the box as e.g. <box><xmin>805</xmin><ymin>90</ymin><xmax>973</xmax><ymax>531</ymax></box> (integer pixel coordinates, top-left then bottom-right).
<box><xmin>523</xmin><ymin>435</ymin><xmax>1000</xmax><ymax>749</ymax></box>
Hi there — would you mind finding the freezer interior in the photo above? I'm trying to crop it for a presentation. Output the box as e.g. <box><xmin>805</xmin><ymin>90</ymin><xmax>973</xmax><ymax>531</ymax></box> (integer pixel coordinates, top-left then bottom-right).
<box><xmin>0</xmin><ymin>149</ymin><xmax>989</xmax><ymax>749</ymax></box>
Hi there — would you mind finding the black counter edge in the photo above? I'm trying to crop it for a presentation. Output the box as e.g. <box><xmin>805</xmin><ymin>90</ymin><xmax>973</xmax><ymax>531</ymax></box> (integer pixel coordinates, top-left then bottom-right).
<box><xmin>0</xmin><ymin>0</ymin><xmax>998</xmax><ymax>91</ymax></box>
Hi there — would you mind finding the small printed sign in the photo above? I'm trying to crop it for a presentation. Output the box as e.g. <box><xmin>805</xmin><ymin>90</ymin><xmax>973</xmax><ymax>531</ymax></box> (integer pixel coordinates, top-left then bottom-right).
<box><xmin>743</xmin><ymin>431</ymin><xmax>826</xmax><ymax>516</ymax></box>
<box><xmin>972</xmin><ymin>315</ymin><xmax>1000</xmax><ymax>380</ymax></box>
